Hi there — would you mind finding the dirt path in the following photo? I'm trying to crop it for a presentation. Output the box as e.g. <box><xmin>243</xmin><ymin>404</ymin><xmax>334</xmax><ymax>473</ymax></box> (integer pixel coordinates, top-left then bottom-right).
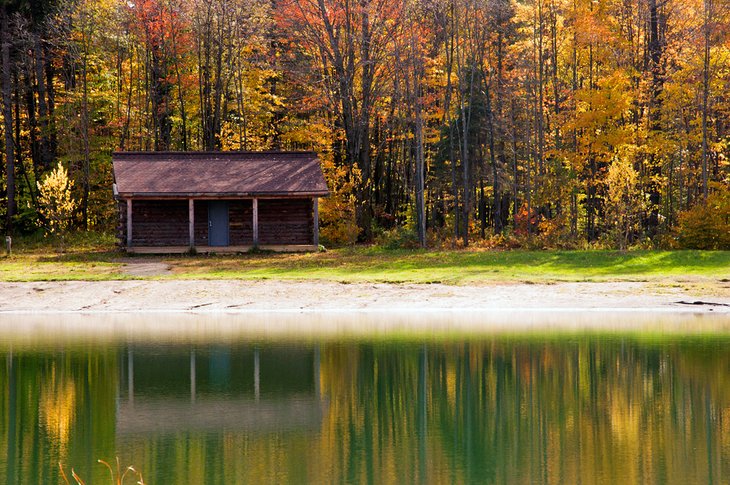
<box><xmin>116</xmin><ymin>258</ymin><xmax>172</xmax><ymax>277</ymax></box>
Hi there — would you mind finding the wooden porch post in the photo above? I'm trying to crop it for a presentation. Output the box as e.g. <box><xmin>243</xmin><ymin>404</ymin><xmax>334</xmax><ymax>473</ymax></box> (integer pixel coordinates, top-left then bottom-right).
<box><xmin>313</xmin><ymin>197</ymin><xmax>319</xmax><ymax>247</ymax></box>
<box><xmin>126</xmin><ymin>199</ymin><xmax>132</xmax><ymax>248</ymax></box>
<box><xmin>188</xmin><ymin>198</ymin><xmax>195</xmax><ymax>250</ymax></box>
<box><xmin>252</xmin><ymin>198</ymin><xmax>259</xmax><ymax>247</ymax></box>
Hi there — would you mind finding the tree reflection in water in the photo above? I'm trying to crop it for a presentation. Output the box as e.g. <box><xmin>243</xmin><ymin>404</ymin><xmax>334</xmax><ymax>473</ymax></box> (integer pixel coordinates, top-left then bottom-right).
<box><xmin>1</xmin><ymin>336</ymin><xmax>729</xmax><ymax>484</ymax></box>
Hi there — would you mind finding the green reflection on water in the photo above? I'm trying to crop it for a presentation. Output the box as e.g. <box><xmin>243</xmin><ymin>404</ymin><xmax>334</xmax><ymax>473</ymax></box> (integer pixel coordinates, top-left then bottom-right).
<box><xmin>1</xmin><ymin>334</ymin><xmax>730</xmax><ymax>484</ymax></box>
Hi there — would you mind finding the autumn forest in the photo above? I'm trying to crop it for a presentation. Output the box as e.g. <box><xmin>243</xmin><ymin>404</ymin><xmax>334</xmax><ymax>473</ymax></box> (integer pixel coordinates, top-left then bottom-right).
<box><xmin>0</xmin><ymin>0</ymin><xmax>728</xmax><ymax>248</ymax></box>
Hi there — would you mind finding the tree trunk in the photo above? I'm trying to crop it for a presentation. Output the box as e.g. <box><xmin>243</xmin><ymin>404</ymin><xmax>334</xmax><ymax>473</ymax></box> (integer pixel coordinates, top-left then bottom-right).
<box><xmin>120</xmin><ymin>46</ymin><xmax>134</xmax><ymax>150</ymax></box>
<box><xmin>701</xmin><ymin>0</ymin><xmax>711</xmax><ymax>200</ymax></box>
<box><xmin>34</xmin><ymin>35</ymin><xmax>52</xmax><ymax>171</ymax></box>
<box><xmin>25</xmin><ymin>67</ymin><xmax>40</xmax><ymax>175</ymax></box>
<box><xmin>646</xmin><ymin>0</ymin><xmax>663</xmax><ymax>233</ymax></box>
<box><xmin>570</xmin><ymin>0</ymin><xmax>578</xmax><ymax>237</ymax></box>
<box><xmin>460</xmin><ymin>97</ymin><xmax>470</xmax><ymax>246</ymax></box>
<box><xmin>81</xmin><ymin>35</ymin><xmax>91</xmax><ymax>229</ymax></box>
<box><xmin>444</xmin><ymin>6</ymin><xmax>459</xmax><ymax>245</ymax></box>
<box><xmin>414</xmin><ymin>71</ymin><xmax>426</xmax><ymax>248</ymax></box>
<box><xmin>169</xmin><ymin>1</ymin><xmax>187</xmax><ymax>151</ymax></box>
<box><xmin>510</xmin><ymin>98</ymin><xmax>519</xmax><ymax>229</ymax></box>
<box><xmin>45</xmin><ymin>47</ymin><xmax>56</xmax><ymax>160</ymax></box>
<box><xmin>151</xmin><ymin>49</ymin><xmax>172</xmax><ymax>151</ymax></box>
<box><xmin>536</xmin><ymin>0</ymin><xmax>545</xmax><ymax>175</ymax></box>
<box><xmin>458</xmin><ymin>54</ymin><xmax>475</xmax><ymax>246</ymax></box>
<box><xmin>549</xmin><ymin>0</ymin><xmax>560</xmax><ymax>150</ymax></box>
<box><xmin>1</xmin><ymin>10</ymin><xmax>15</xmax><ymax>232</ymax></box>
<box><xmin>409</xmin><ymin>13</ymin><xmax>426</xmax><ymax>248</ymax></box>
<box><xmin>479</xmin><ymin>178</ymin><xmax>486</xmax><ymax>238</ymax></box>
<box><xmin>484</xmin><ymin>79</ymin><xmax>502</xmax><ymax>234</ymax></box>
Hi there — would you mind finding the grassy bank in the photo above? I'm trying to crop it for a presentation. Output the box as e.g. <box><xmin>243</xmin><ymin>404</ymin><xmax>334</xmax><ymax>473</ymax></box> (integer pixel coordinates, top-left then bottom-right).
<box><xmin>0</xmin><ymin>234</ymin><xmax>727</xmax><ymax>283</ymax></box>
<box><xmin>165</xmin><ymin>248</ymin><xmax>730</xmax><ymax>283</ymax></box>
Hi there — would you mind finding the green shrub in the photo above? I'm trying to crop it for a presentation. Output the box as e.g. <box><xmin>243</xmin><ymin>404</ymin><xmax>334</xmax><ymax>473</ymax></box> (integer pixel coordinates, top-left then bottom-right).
<box><xmin>374</xmin><ymin>226</ymin><xmax>420</xmax><ymax>249</ymax></box>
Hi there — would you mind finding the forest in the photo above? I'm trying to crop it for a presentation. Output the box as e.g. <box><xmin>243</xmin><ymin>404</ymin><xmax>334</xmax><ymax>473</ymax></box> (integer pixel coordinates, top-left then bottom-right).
<box><xmin>0</xmin><ymin>0</ymin><xmax>728</xmax><ymax>249</ymax></box>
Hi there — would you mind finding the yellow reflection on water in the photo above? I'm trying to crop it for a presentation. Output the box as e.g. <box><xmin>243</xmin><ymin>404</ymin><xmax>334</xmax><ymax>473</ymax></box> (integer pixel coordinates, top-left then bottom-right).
<box><xmin>39</xmin><ymin>365</ymin><xmax>76</xmax><ymax>454</ymax></box>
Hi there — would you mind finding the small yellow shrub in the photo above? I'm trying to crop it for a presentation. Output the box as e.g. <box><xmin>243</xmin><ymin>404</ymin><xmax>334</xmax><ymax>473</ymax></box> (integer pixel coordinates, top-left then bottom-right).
<box><xmin>676</xmin><ymin>185</ymin><xmax>730</xmax><ymax>250</ymax></box>
<box><xmin>37</xmin><ymin>162</ymin><xmax>77</xmax><ymax>249</ymax></box>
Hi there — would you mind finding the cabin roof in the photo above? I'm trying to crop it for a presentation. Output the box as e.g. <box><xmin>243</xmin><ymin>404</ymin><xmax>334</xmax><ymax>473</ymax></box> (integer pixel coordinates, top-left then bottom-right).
<box><xmin>112</xmin><ymin>151</ymin><xmax>329</xmax><ymax>198</ymax></box>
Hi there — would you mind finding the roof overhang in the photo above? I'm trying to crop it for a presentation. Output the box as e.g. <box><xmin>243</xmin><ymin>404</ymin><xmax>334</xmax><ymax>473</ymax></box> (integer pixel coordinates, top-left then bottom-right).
<box><xmin>112</xmin><ymin>151</ymin><xmax>330</xmax><ymax>198</ymax></box>
<box><xmin>117</xmin><ymin>192</ymin><xmax>329</xmax><ymax>199</ymax></box>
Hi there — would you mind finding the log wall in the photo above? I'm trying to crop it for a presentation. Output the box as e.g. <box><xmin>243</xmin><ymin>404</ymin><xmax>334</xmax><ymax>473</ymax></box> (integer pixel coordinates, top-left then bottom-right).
<box><xmin>194</xmin><ymin>201</ymin><xmax>209</xmax><ymax>246</ymax></box>
<box><xmin>118</xmin><ymin>198</ymin><xmax>313</xmax><ymax>248</ymax></box>
<box><xmin>259</xmin><ymin>199</ymin><xmax>313</xmax><ymax>245</ymax></box>
<box><xmin>229</xmin><ymin>200</ymin><xmax>254</xmax><ymax>245</ymax></box>
<box><xmin>117</xmin><ymin>200</ymin><xmax>127</xmax><ymax>247</ymax></box>
<box><xmin>131</xmin><ymin>200</ymin><xmax>189</xmax><ymax>246</ymax></box>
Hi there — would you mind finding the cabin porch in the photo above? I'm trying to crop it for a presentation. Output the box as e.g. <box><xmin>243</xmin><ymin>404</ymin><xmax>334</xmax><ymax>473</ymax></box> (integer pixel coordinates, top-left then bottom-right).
<box><xmin>119</xmin><ymin>197</ymin><xmax>320</xmax><ymax>253</ymax></box>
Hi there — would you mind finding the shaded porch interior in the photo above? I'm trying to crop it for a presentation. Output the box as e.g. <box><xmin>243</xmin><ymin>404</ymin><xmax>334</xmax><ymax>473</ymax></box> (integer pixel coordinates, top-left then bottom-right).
<box><xmin>120</xmin><ymin>198</ymin><xmax>318</xmax><ymax>251</ymax></box>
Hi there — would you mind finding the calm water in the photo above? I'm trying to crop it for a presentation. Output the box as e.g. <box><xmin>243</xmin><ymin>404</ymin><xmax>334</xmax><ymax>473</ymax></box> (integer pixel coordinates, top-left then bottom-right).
<box><xmin>1</xmin><ymin>326</ymin><xmax>730</xmax><ymax>484</ymax></box>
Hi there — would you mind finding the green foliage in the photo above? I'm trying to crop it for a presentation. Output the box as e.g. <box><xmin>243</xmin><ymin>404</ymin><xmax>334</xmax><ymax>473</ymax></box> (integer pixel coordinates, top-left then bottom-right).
<box><xmin>10</xmin><ymin>230</ymin><xmax>116</xmax><ymax>254</ymax></box>
<box><xmin>677</xmin><ymin>186</ymin><xmax>730</xmax><ymax>250</ymax></box>
<box><xmin>85</xmin><ymin>157</ymin><xmax>117</xmax><ymax>231</ymax></box>
<box><xmin>374</xmin><ymin>226</ymin><xmax>420</xmax><ymax>250</ymax></box>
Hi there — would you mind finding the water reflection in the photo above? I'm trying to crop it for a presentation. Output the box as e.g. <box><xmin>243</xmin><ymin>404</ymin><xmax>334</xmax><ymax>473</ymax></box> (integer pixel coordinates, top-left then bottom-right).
<box><xmin>119</xmin><ymin>345</ymin><xmax>322</xmax><ymax>436</ymax></box>
<box><xmin>2</xmin><ymin>336</ymin><xmax>730</xmax><ymax>484</ymax></box>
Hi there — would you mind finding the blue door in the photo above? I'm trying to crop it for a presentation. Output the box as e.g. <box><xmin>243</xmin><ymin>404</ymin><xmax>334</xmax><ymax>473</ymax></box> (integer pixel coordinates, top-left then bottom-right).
<box><xmin>208</xmin><ymin>201</ymin><xmax>229</xmax><ymax>246</ymax></box>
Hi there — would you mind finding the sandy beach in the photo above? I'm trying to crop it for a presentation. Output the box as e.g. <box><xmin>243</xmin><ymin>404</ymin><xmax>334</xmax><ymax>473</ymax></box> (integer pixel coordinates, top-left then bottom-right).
<box><xmin>0</xmin><ymin>279</ymin><xmax>727</xmax><ymax>342</ymax></box>
<box><xmin>0</xmin><ymin>279</ymin><xmax>728</xmax><ymax>314</ymax></box>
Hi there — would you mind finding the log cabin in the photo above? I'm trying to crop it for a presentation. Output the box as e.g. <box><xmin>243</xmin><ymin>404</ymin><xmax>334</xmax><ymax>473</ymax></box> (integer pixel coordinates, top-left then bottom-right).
<box><xmin>112</xmin><ymin>151</ymin><xmax>328</xmax><ymax>253</ymax></box>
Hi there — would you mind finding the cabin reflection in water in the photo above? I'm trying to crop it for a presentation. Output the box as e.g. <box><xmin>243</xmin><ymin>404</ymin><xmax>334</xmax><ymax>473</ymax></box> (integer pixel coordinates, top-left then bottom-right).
<box><xmin>117</xmin><ymin>345</ymin><xmax>325</xmax><ymax>436</ymax></box>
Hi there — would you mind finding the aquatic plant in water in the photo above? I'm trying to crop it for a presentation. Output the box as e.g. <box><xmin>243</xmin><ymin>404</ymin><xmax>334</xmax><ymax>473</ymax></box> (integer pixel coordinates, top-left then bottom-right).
<box><xmin>59</xmin><ymin>458</ymin><xmax>145</xmax><ymax>485</ymax></box>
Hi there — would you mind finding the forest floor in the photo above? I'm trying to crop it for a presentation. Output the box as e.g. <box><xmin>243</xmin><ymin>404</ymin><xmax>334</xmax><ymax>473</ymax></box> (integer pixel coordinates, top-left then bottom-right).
<box><xmin>0</xmin><ymin>240</ymin><xmax>728</xmax><ymax>316</ymax></box>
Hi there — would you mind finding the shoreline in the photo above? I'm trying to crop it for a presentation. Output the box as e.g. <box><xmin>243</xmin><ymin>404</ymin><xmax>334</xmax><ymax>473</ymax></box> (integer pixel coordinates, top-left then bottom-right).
<box><xmin>0</xmin><ymin>309</ymin><xmax>729</xmax><ymax>345</ymax></box>
<box><xmin>0</xmin><ymin>279</ymin><xmax>728</xmax><ymax>342</ymax></box>
<box><xmin>1</xmin><ymin>279</ymin><xmax>728</xmax><ymax>312</ymax></box>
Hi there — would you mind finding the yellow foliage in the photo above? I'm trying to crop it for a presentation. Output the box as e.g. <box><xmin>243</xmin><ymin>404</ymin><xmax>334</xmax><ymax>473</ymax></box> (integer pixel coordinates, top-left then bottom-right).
<box><xmin>677</xmin><ymin>184</ymin><xmax>730</xmax><ymax>250</ymax></box>
<box><xmin>318</xmin><ymin>158</ymin><xmax>360</xmax><ymax>246</ymax></box>
<box><xmin>605</xmin><ymin>150</ymin><xmax>643</xmax><ymax>250</ymax></box>
<box><xmin>37</xmin><ymin>162</ymin><xmax>77</xmax><ymax>244</ymax></box>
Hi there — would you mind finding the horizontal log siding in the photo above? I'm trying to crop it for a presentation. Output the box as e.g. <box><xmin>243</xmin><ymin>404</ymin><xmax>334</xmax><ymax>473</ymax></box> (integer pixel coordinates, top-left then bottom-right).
<box><xmin>259</xmin><ymin>199</ymin><xmax>313</xmax><ymax>245</ymax></box>
<box><xmin>194</xmin><ymin>201</ymin><xmax>209</xmax><ymax>246</ymax></box>
<box><xmin>229</xmin><ymin>200</ymin><xmax>254</xmax><ymax>245</ymax></box>
<box><xmin>117</xmin><ymin>200</ymin><xmax>127</xmax><ymax>247</ymax></box>
<box><xmin>132</xmin><ymin>200</ymin><xmax>188</xmax><ymax>246</ymax></box>
<box><xmin>118</xmin><ymin>198</ymin><xmax>313</xmax><ymax>248</ymax></box>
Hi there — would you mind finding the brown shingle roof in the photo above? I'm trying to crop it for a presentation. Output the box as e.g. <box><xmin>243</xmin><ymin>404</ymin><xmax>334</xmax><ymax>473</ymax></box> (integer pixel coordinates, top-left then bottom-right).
<box><xmin>113</xmin><ymin>151</ymin><xmax>329</xmax><ymax>197</ymax></box>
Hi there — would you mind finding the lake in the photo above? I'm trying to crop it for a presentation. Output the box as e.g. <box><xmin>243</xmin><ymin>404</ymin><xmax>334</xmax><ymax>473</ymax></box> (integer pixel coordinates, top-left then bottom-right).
<box><xmin>1</xmin><ymin>313</ymin><xmax>729</xmax><ymax>484</ymax></box>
